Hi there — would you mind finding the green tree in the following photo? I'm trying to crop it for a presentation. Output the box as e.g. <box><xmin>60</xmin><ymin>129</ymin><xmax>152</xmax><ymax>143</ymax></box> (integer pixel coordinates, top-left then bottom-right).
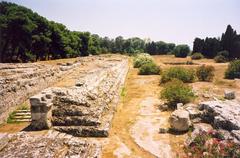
<box><xmin>78</xmin><ymin>32</ymin><xmax>91</xmax><ymax>56</ymax></box>
<box><xmin>193</xmin><ymin>38</ymin><xmax>204</xmax><ymax>53</ymax></box>
<box><xmin>173</xmin><ymin>45</ymin><xmax>190</xmax><ymax>58</ymax></box>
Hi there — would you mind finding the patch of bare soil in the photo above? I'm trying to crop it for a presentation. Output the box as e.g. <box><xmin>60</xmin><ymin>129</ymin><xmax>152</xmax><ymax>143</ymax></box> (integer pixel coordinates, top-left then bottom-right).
<box><xmin>0</xmin><ymin>123</ymin><xmax>29</xmax><ymax>133</ymax></box>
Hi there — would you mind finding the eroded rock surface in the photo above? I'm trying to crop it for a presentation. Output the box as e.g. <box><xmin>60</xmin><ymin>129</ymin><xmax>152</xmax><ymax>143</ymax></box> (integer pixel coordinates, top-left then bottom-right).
<box><xmin>30</xmin><ymin>57</ymin><xmax>129</xmax><ymax>137</ymax></box>
<box><xmin>0</xmin><ymin>131</ymin><xmax>101</xmax><ymax>158</ymax></box>
<box><xmin>0</xmin><ymin>61</ymin><xmax>80</xmax><ymax>123</ymax></box>
<box><xmin>199</xmin><ymin>100</ymin><xmax>240</xmax><ymax>130</ymax></box>
<box><xmin>199</xmin><ymin>100</ymin><xmax>240</xmax><ymax>142</ymax></box>
<box><xmin>169</xmin><ymin>109</ymin><xmax>191</xmax><ymax>132</ymax></box>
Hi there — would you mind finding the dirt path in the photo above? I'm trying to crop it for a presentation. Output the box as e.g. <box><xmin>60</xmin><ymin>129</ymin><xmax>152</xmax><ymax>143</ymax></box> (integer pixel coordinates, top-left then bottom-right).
<box><xmin>102</xmin><ymin>61</ymin><xmax>186</xmax><ymax>158</ymax></box>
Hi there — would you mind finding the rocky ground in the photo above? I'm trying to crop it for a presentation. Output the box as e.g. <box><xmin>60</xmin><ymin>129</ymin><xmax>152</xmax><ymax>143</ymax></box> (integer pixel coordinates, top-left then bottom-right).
<box><xmin>0</xmin><ymin>131</ymin><xmax>101</xmax><ymax>158</ymax></box>
<box><xmin>102</xmin><ymin>60</ymin><xmax>187</xmax><ymax>158</ymax></box>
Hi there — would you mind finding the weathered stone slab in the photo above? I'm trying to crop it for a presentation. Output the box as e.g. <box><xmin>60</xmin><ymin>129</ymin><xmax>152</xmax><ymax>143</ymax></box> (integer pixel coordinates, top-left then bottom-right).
<box><xmin>0</xmin><ymin>132</ymin><xmax>101</xmax><ymax>158</ymax></box>
<box><xmin>199</xmin><ymin>100</ymin><xmax>240</xmax><ymax>131</ymax></box>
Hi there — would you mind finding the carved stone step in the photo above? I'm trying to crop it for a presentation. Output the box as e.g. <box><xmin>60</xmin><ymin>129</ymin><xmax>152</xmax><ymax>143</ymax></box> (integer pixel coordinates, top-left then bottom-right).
<box><xmin>53</xmin><ymin>124</ymin><xmax>109</xmax><ymax>137</ymax></box>
<box><xmin>13</xmin><ymin>119</ymin><xmax>31</xmax><ymax>122</ymax></box>
<box><xmin>15</xmin><ymin>110</ymin><xmax>30</xmax><ymax>113</ymax></box>
<box><xmin>12</xmin><ymin>115</ymin><xmax>31</xmax><ymax>119</ymax></box>
<box><xmin>14</xmin><ymin>112</ymin><xmax>31</xmax><ymax>116</ymax></box>
<box><xmin>52</xmin><ymin>104</ymin><xmax>105</xmax><ymax>117</ymax></box>
<box><xmin>52</xmin><ymin>116</ymin><xmax>100</xmax><ymax>126</ymax></box>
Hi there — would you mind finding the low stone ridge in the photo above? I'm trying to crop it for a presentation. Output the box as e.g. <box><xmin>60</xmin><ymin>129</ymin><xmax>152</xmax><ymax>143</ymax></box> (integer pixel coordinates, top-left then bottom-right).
<box><xmin>199</xmin><ymin>100</ymin><xmax>240</xmax><ymax>130</ymax></box>
<box><xmin>0</xmin><ymin>61</ymin><xmax>80</xmax><ymax>124</ymax></box>
<box><xmin>30</xmin><ymin>57</ymin><xmax>128</xmax><ymax>137</ymax></box>
<box><xmin>0</xmin><ymin>131</ymin><xmax>101</xmax><ymax>158</ymax></box>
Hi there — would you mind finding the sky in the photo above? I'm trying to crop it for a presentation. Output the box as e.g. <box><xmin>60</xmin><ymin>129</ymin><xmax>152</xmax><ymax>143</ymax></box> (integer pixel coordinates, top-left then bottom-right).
<box><xmin>5</xmin><ymin>0</ymin><xmax>240</xmax><ymax>47</ymax></box>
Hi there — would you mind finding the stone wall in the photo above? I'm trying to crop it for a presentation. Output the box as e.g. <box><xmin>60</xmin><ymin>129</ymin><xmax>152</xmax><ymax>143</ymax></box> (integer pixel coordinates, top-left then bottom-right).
<box><xmin>0</xmin><ymin>60</ymin><xmax>80</xmax><ymax>124</ymax></box>
<box><xmin>30</xmin><ymin>57</ymin><xmax>128</xmax><ymax>137</ymax></box>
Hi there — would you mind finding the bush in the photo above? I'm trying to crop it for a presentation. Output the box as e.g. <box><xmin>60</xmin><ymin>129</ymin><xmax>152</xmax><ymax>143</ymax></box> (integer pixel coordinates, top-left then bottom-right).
<box><xmin>173</xmin><ymin>45</ymin><xmax>190</xmax><ymax>58</ymax></box>
<box><xmin>160</xmin><ymin>79</ymin><xmax>195</xmax><ymax>108</ymax></box>
<box><xmin>196</xmin><ymin>65</ymin><xmax>215</xmax><ymax>81</ymax></box>
<box><xmin>217</xmin><ymin>50</ymin><xmax>229</xmax><ymax>58</ymax></box>
<box><xmin>138</xmin><ymin>62</ymin><xmax>161</xmax><ymax>75</ymax></box>
<box><xmin>25</xmin><ymin>51</ymin><xmax>36</xmax><ymax>62</ymax></box>
<box><xmin>133</xmin><ymin>53</ymin><xmax>153</xmax><ymax>68</ymax></box>
<box><xmin>214</xmin><ymin>55</ymin><xmax>228</xmax><ymax>63</ymax></box>
<box><xmin>161</xmin><ymin>67</ymin><xmax>195</xmax><ymax>83</ymax></box>
<box><xmin>225</xmin><ymin>60</ymin><xmax>240</xmax><ymax>79</ymax></box>
<box><xmin>191</xmin><ymin>53</ymin><xmax>204</xmax><ymax>60</ymax></box>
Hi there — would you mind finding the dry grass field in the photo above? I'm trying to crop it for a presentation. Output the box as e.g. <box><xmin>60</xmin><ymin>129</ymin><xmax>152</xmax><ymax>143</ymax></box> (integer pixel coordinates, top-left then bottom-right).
<box><xmin>153</xmin><ymin>55</ymin><xmax>240</xmax><ymax>102</ymax></box>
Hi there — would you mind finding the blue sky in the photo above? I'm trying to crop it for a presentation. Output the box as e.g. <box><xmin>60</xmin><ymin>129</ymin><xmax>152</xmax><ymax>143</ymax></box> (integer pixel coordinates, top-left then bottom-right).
<box><xmin>5</xmin><ymin>0</ymin><xmax>240</xmax><ymax>47</ymax></box>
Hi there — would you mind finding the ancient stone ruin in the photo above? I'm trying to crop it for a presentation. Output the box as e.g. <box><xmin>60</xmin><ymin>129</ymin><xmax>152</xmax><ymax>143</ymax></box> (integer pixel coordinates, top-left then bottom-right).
<box><xmin>0</xmin><ymin>55</ymin><xmax>129</xmax><ymax>157</ymax></box>
<box><xmin>0</xmin><ymin>61</ymin><xmax>81</xmax><ymax>124</ymax></box>
<box><xmin>30</xmin><ymin>57</ymin><xmax>128</xmax><ymax>137</ymax></box>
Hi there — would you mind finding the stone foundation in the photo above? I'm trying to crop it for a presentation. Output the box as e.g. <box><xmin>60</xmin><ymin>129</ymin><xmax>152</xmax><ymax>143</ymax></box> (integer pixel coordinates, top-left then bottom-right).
<box><xmin>0</xmin><ymin>61</ymin><xmax>80</xmax><ymax>124</ymax></box>
<box><xmin>30</xmin><ymin>57</ymin><xmax>128</xmax><ymax>137</ymax></box>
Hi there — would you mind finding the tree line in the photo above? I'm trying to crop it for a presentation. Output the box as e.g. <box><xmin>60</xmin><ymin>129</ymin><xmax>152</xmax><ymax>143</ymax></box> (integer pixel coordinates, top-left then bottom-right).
<box><xmin>0</xmin><ymin>2</ymin><xmax>177</xmax><ymax>63</ymax></box>
<box><xmin>193</xmin><ymin>25</ymin><xmax>240</xmax><ymax>59</ymax></box>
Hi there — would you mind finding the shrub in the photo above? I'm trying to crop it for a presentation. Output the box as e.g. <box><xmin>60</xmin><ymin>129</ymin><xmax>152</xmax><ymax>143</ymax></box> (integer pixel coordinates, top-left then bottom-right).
<box><xmin>138</xmin><ymin>62</ymin><xmax>161</xmax><ymax>75</ymax></box>
<box><xmin>160</xmin><ymin>79</ymin><xmax>195</xmax><ymax>108</ymax></box>
<box><xmin>25</xmin><ymin>51</ymin><xmax>36</xmax><ymax>62</ymax></box>
<box><xmin>225</xmin><ymin>60</ymin><xmax>240</xmax><ymax>79</ymax></box>
<box><xmin>191</xmin><ymin>53</ymin><xmax>204</xmax><ymax>60</ymax></box>
<box><xmin>214</xmin><ymin>55</ymin><xmax>227</xmax><ymax>63</ymax></box>
<box><xmin>133</xmin><ymin>53</ymin><xmax>153</xmax><ymax>68</ymax></box>
<box><xmin>173</xmin><ymin>45</ymin><xmax>190</xmax><ymax>58</ymax></box>
<box><xmin>217</xmin><ymin>50</ymin><xmax>229</xmax><ymax>58</ymax></box>
<box><xmin>196</xmin><ymin>65</ymin><xmax>215</xmax><ymax>81</ymax></box>
<box><xmin>161</xmin><ymin>67</ymin><xmax>195</xmax><ymax>83</ymax></box>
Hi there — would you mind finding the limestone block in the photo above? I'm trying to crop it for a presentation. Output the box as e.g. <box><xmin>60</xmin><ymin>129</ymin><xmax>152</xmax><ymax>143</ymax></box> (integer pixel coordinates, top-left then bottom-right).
<box><xmin>169</xmin><ymin>109</ymin><xmax>191</xmax><ymax>132</ymax></box>
<box><xmin>30</xmin><ymin>91</ymin><xmax>54</xmax><ymax>130</ymax></box>
<box><xmin>199</xmin><ymin>100</ymin><xmax>240</xmax><ymax>131</ymax></box>
<box><xmin>224</xmin><ymin>90</ymin><xmax>235</xmax><ymax>100</ymax></box>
